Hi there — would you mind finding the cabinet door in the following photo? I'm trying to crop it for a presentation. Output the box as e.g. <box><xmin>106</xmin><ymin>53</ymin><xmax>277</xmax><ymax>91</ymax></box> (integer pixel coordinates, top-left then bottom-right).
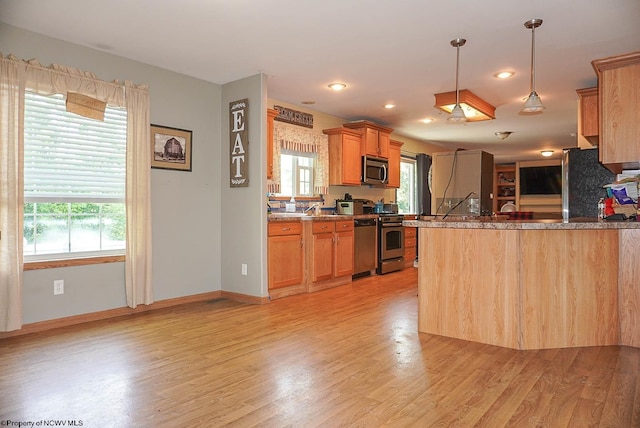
<box><xmin>378</xmin><ymin>131</ymin><xmax>390</xmax><ymax>158</ymax></box>
<box><xmin>334</xmin><ymin>230</ymin><xmax>354</xmax><ymax>278</ymax></box>
<box><xmin>342</xmin><ymin>133</ymin><xmax>363</xmax><ymax>185</ymax></box>
<box><xmin>387</xmin><ymin>140</ymin><xmax>402</xmax><ymax>188</ymax></box>
<box><xmin>268</xmin><ymin>234</ymin><xmax>303</xmax><ymax>289</ymax></box>
<box><xmin>362</xmin><ymin>127</ymin><xmax>379</xmax><ymax>157</ymax></box>
<box><xmin>312</xmin><ymin>232</ymin><xmax>334</xmax><ymax>282</ymax></box>
<box><xmin>593</xmin><ymin>52</ymin><xmax>640</xmax><ymax>168</ymax></box>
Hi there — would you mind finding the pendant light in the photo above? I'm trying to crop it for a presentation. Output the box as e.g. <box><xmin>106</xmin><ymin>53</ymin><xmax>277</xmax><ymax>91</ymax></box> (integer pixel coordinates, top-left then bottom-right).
<box><xmin>521</xmin><ymin>19</ymin><xmax>544</xmax><ymax>113</ymax></box>
<box><xmin>448</xmin><ymin>38</ymin><xmax>467</xmax><ymax>123</ymax></box>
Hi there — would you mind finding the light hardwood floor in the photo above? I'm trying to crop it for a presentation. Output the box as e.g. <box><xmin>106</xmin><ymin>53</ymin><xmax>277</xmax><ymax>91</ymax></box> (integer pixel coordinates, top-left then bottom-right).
<box><xmin>1</xmin><ymin>268</ymin><xmax>639</xmax><ymax>427</ymax></box>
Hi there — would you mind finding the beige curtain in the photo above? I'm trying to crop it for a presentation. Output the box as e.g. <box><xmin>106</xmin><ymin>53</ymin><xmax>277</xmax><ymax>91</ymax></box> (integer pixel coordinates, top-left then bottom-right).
<box><xmin>0</xmin><ymin>55</ymin><xmax>24</xmax><ymax>331</ymax></box>
<box><xmin>0</xmin><ymin>55</ymin><xmax>153</xmax><ymax>329</ymax></box>
<box><xmin>268</xmin><ymin>122</ymin><xmax>329</xmax><ymax>195</ymax></box>
<box><xmin>124</xmin><ymin>83</ymin><xmax>153</xmax><ymax>308</ymax></box>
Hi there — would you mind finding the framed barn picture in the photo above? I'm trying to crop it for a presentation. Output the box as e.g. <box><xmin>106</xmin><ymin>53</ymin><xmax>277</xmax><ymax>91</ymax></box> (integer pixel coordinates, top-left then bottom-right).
<box><xmin>150</xmin><ymin>124</ymin><xmax>193</xmax><ymax>171</ymax></box>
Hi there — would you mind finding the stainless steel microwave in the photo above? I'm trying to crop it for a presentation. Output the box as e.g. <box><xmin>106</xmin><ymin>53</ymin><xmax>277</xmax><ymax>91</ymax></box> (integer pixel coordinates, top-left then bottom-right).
<box><xmin>362</xmin><ymin>156</ymin><xmax>388</xmax><ymax>186</ymax></box>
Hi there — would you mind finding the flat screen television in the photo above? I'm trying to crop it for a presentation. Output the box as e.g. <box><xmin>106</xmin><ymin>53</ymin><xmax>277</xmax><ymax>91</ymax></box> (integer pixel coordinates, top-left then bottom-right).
<box><xmin>519</xmin><ymin>165</ymin><xmax>562</xmax><ymax>195</ymax></box>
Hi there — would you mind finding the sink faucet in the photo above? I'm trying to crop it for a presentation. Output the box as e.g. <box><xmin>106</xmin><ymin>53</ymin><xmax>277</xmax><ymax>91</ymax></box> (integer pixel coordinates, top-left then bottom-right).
<box><xmin>305</xmin><ymin>203</ymin><xmax>321</xmax><ymax>215</ymax></box>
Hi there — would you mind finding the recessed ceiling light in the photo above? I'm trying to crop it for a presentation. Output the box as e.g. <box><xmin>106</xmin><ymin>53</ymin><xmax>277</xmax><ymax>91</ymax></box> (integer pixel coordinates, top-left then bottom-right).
<box><xmin>495</xmin><ymin>71</ymin><xmax>515</xmax><ymax>79</ymax></box>
<box><xmin>328</xmin><ymin>82</ymin><xmax>347</xmax><ymax>91</ymax></box>
<box><xmin>421</xmin><ymin>118</ymin><xmax>434</xmax><ymax>124</ymax></box>
<box><xmin>384</xmin><ymin>103</ymin><xmax>396</xmax><ymax>109</ymax></box>
<box><xmin>540</xmin><ymin>150</ymin><xmax>554</xmax><ymax>157</ymax></box>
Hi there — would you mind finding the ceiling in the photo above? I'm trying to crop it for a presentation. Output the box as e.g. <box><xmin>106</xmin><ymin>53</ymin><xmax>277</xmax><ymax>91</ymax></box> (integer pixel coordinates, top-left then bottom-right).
<box><xmin>2</xmin><ymin>0</ymin><xmax>639</xmax><ymax>163</ymax></box>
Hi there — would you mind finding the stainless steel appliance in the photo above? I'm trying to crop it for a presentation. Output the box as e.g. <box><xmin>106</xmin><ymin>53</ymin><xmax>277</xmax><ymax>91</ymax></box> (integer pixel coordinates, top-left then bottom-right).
<box><xmin>336</xmin><ymin>200</ymin><xmax>363</xmax><ymax>215</ymax></box>
<box><xmin>362</xmin><ymin>156</ymin><xmax>388</xmax><ymax>186</ymax></box>
<box><xmin>353</xmin><ymin>217</ymin><xmax>377</xmax><ymax>277</ymax></box>
<box><xmin>377</xmin><ymin>214</ymin><xmax>405</xmax><ymax>274</ymax></box>
<box><xmin>430</xmin><ymin>150</ymin><xmax>493</xmax><ymax>217</ymax></box>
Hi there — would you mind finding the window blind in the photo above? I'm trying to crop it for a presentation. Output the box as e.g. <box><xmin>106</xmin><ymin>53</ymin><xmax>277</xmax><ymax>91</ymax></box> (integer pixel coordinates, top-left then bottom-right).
<box><xmin>24</xmin><ymin>92</ymin><xmax>127</xmax><ymax>202</ymax></box>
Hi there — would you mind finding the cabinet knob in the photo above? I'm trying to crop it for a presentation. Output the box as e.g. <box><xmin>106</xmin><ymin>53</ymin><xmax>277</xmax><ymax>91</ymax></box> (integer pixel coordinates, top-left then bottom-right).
<box><xmin>282</xmin><ymin>227</ymin><xmax>290</xmax><ymax>231</ymax></box>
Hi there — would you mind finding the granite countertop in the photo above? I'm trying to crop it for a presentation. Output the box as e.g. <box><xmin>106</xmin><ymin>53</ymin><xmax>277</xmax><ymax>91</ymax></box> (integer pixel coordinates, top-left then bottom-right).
<box><xmin>268</xmin><ymin>213</ymin><xmax>354</xmax><ymax>222</ymax></box>
<box><xmin>404</xmin><ymin>216</ymin><xmax>640</xmax><ymax>230</ymax></box>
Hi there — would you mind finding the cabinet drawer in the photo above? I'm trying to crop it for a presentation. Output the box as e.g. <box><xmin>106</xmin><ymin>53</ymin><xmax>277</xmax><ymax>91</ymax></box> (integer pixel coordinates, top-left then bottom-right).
<box><xmin>312</xmin><ymin>221</ymin><xmax>335</xmax><ymax>234</ymax></box>
<box><xmin>404</xmin><ymin>247</ymin><xmax>417</xmax><ymax>261</ymax></box>
<box><xmin>404</xmin><ymin>227</ymin><xmax>417</xmax><ymax>238</ymax></box>
<box><xmin>268</xmin><ymin>221</ymin><xmax>303</xmax><ymax>236</ymax></box>
<box><xmin>405</xmin><ymin>237</ymin><xmax>417</xmax><ymax>249</ymax></box>
<box><xmin>334</xmin><ymin>220</ymin><xmax>354</xmax><ymax>232</ymax></box>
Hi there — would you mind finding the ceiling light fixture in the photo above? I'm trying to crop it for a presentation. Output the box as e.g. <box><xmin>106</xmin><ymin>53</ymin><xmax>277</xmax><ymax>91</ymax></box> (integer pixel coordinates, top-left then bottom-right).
<box><xmin>540</xmin><ymin>150</ymin><xmax>554</xmax><ymax>157</ymax></box>
<box><xmin>521</xmin><ymin>19</ymin><xmax>545</xmax><ymax>113</ymax></box>
<box><xmin>328</xmin><ymin>82</ymin><xmax>347</xmax><ymax>91</ymax></box>
<box><xmin>435</xmin><ymin>38</ymin><xmax>496</xmax><ymax>122</ymax></box>
<box><xmin>384</xmin><ymin>103</ymin><xmax>396</xmax><ymax>109</ymax></box>
<box><xmin>445</xmin><ymin>38</ymin><xmax>467</xmax><ymax>123</ymax></box>
<box><xmin>495</xmin><ymin>131</ymin><xmax>513</xmax><ymax>140</ymax></box>
<box><xmin>421</xmin><ymin>118</ymin><xmax>434</xmax><ymax>124</ymax></box>
<box><xmin>495</xmin><ymin>71</ymin><xmax>515</xmax><ymax>79</ymax></box>
<box><xmin>434</xmin><ymin>89</ymin><xmax>496</xmax><ymax>122</ymax></box>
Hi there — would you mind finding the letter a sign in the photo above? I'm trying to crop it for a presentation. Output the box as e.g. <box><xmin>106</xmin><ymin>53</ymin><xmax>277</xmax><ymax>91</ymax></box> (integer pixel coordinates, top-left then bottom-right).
<box><xmin>229</xmin><ymin>98</ymin><xmax>249</xmax><ymax>187</ymax></box>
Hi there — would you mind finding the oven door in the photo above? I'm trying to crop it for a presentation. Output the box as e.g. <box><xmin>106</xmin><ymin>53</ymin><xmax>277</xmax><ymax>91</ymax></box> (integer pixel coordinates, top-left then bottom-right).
<box><xmin>379</xmin><ymin>223</ymin><xmax>404</xmax><ymax>260</ymax></box>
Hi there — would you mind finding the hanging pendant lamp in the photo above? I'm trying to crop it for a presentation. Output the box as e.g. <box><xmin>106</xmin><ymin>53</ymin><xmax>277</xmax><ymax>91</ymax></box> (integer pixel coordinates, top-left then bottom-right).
<box><xmin>448</xmin><ymin>38</ymin><xmax>467</xmax><ymax>123</ymax></box>
<box><xmin>521</xmin><ymin>19</ymin><xmax>544</xmax><ymax>113</ymax></box>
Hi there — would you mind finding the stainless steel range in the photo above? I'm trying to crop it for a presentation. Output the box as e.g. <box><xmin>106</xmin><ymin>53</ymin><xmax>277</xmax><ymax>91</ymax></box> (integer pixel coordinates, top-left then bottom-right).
<box><xmin>377</xmin><ymin>214</ymin><xmax>405</xmax><ymax>274</ymax></box>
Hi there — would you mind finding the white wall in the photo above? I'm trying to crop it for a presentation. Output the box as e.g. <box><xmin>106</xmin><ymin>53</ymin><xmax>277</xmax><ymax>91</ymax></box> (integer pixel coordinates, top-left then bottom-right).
<box><xmin>1</xmin><ymin>23</ymin><xmax>224</xmax><ymax>323</ymax></box>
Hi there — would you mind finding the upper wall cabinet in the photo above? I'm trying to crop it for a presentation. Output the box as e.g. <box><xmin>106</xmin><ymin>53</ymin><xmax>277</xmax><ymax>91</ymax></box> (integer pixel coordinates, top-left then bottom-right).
<box><xmin>343</xmin><ymin>120</ymin><xmax>393</xmax><ymax>159</ymax></box>
<box><xmin>323</xmin><ymin>127</ymin><xmax>363</xmax><ymax>186</ymax></box>
<box><xmin>576</xmin><ymin>87</ymin><xmax>598</xmax><ymax>148</ymax></box>
<box><xmin>387</xmin><ymin>140</ymin><xmax>403</xmax><ymax>188</ymax></box>
<box><xmin>592</xmin><ymin>51</ymin><xmax>640</xmax><ymax>172</ymax></box>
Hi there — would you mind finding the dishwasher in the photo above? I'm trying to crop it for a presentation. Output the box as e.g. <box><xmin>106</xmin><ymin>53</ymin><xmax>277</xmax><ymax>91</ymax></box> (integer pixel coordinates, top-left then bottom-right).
<box><xmin>353</xmin><ymin>217</ymin><xmax>377</xmax><ymax>278</ymax></box>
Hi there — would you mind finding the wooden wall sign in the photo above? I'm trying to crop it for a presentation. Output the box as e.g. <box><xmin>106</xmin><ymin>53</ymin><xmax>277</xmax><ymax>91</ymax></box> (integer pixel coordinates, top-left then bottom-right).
<box><xmin>229</xmin><ymin>98</ymin><xmax>249</xmax><ymax>187</ymax></box>
<box><xmin>274</xmin><ymin>105</ymin><xmax>313</xmax><ymax>128</ymax></box>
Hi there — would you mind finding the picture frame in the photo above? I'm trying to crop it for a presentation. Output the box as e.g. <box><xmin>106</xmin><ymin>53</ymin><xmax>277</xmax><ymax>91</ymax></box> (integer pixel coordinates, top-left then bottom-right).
<box><xmin>150</xmin><ymin>124</ymin><xmax>193</xmax><ymax>171</ymax></box>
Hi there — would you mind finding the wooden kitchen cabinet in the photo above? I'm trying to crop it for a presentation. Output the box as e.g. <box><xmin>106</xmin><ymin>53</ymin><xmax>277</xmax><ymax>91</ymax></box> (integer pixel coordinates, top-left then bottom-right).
<box><xmin>403</xmin><ymin>226</ymin><xmax>417</xmax><ymax>268</ymax></box>
<box><xmin>387</xmin><ymin>140</ymin><xmax>403</xmax><ymax>188</ymax></box>
<box><xmin>268</xmin><ymin>221</ymin><xmax>304</xmax><ymax>294</ymax></box>
<box><xmin>592</xmin><ymin>51</ymin><xmax>640</xmax><ymax>171</ymax></box>
<box><xmin>323</xmin><ymin>127</ymin><xmax>363</xmax><ymax>186</ymax></box>
<box><xmin>307</xmin><ymin>220</ymin><xmax>353</xmax><ymax>292</ymax></box>
<box><xmin>343</xmin><ymin>120</ymin><xmax>393</xmax><ymax>159</ymax></box>
<box><xmin>266</xmin><ymin>108</ymin><xmax>278</xmax><ymax>179</ymax></box>
<box><xmin>576</xmin><ymin>87</ymin><xmax>598</xmax><ymax>147</ymax></box>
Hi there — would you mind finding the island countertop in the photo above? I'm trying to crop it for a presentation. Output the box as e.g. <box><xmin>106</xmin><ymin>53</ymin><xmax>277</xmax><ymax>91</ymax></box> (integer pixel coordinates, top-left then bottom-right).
<box><xmin>404</xmin><ymin>216</ymin><xmax>640</xmax><ymax>230</ymax></box>
<box><xmin>412</xmin><ymin>217</ymin><xmax>640</xmax><ymax>350</ymax></box>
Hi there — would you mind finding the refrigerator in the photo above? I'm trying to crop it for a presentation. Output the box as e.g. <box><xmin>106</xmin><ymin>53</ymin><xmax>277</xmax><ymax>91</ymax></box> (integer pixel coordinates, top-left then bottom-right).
<box><xmin>562</xmin><ymin>147</ymin><xmax>614</xmax><ymax>219</ymax></box>
<box><xmin>430</xmin><ymin>150</ymin><xmax>494</xmax><ymax>216</ymax></box>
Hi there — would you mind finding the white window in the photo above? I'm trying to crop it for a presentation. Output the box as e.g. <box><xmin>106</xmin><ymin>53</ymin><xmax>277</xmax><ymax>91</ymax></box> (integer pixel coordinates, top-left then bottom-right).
<box><xmin>279</xmin><ymin>152</ymin><xmax>316</xmax><ymax>197</ymax></box>
<box><xmin>23</xmin><ymin>92</ymin><xmax>127</xmax><ymax>260</ymax></box>
<box><xmin>397</xmin><ymin>156</ymin><xmax>417</xmax><ymax>214</ymax></box>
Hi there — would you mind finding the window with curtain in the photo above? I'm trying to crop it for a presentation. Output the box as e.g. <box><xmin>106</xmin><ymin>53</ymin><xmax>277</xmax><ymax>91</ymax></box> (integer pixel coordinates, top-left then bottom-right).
<box><xmin>23</xmin><ymin>92</ymin><xmax>127</xmax><ymax>260</ymax></box>
<box><xmin>279</xmin><ymin>151</ymin><xmax>316</xmax><ymax>197</ymax></box>
<box><xmin>397</xmin><ymin>156</ymin><xmax>417</xmax><ymax>214</ymax></box>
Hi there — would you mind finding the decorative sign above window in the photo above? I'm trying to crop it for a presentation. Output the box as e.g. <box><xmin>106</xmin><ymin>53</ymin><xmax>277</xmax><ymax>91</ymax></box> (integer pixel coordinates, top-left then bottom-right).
<box><xmin>230</xmin><ymin>98</ymin><xmax>249</xmax><ymax>187</ymax></box>
<box><xmin>274</xmin><ymin>105</ymin><xmax>313</xmax><ymax>128</ymax></box>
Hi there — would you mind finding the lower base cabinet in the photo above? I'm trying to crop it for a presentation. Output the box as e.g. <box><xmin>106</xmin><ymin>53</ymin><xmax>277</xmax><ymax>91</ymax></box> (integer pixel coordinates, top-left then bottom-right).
<box><xmin>404</xmin><ymin>226</ymin><xmax>417</xmax><ymax>268</ymax></box>
<box><xmin>307</xmin><ymin>220</ymin><xmax>354</xmax><ymax>292</ymax></box>
<box><xmin>268</xmin><ymin>222</ymin><xmax>304</xmax><ymax>294</ymax></box>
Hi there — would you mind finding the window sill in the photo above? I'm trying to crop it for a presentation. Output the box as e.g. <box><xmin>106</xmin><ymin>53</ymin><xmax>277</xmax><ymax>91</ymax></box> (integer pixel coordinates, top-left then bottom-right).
<box><xmin>24</xmin><ymin>255</ymin><xmax>125</xmax><ymax>271</ymax></box>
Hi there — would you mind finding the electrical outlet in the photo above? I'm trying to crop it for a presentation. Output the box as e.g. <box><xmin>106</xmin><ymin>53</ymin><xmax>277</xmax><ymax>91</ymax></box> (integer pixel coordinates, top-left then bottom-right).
<box><xmin>241</xmin><ymin>264</ymin><xmax>248</xmax><ymax>276</ymax></box>
<box><xmin>53</xmin><ymin>279</ymin><xmax>64</xmax><ymax>295</ymax></box>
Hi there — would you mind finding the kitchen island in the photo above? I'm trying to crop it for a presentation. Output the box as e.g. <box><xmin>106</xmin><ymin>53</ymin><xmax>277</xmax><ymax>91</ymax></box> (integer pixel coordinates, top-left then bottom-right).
<box><xmin>403</xmin><ymin>217</ymin><xmax>640</xmax><ymax>350</ymax></box>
